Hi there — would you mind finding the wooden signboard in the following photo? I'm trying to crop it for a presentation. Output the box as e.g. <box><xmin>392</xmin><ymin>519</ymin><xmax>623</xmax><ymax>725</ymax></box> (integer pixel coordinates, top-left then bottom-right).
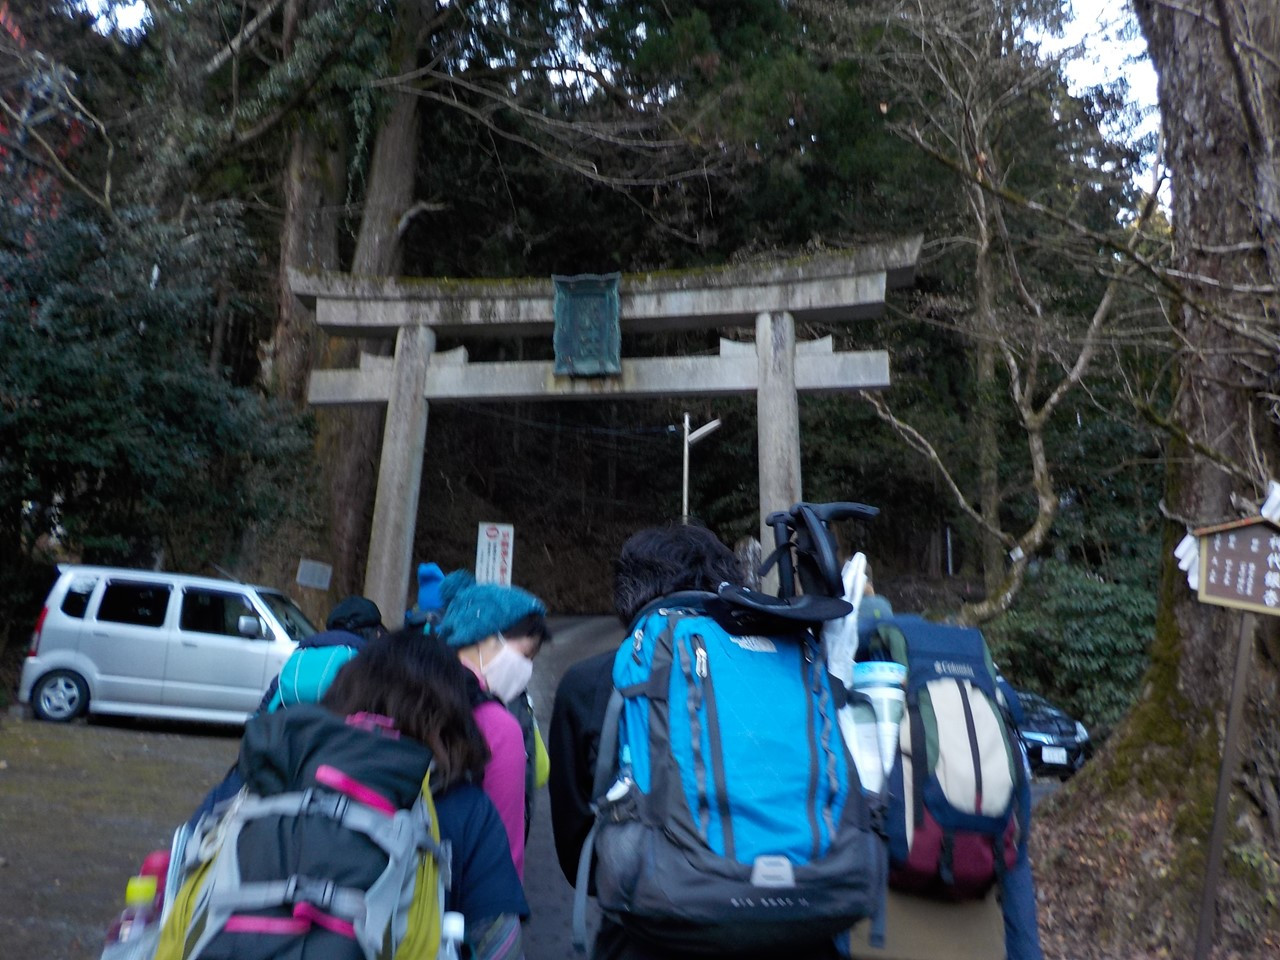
<box><xmin>1186</xmin><ymin>513</ymin><xmax>1278</xmax><ymax>960</ymax></box>
<box><xmin>1194</xmin><ymin>516</ymin><xmax>1280</xmax><ymax>615</ymax></box>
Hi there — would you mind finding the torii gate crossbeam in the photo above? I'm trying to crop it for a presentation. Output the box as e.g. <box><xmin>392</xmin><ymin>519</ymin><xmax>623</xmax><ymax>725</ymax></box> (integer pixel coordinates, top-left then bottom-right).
<box><xmin>291</xmin><ymin>239</ymin><xmax>921</xmax><ymax>626</ymax></box>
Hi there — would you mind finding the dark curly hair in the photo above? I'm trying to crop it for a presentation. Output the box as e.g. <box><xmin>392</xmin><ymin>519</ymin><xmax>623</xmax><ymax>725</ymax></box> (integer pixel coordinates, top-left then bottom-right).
<box><xmin>322</xmin><ymin>629</ymin><xmax>490</xmax><ymax>788</ymax></box>
<box><xmin>613</xmin><ymin>524</ymin><xmax>745</xmax><ymax>624</ymax></box>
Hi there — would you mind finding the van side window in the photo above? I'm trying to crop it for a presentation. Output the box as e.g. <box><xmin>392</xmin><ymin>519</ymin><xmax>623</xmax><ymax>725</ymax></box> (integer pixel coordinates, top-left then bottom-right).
<box><xmin>98</xmin><ymin>582</ymin><xmax>171</xmax><ymax>628</ymax></box>
<box><xmin>258</xmin><ymin>592</ymin><xmax>318</xmax><ymax>643</ymax></box>
<box><xmin>61</xmin><ymin>577</ymin><xmax>99</xmax><ymax>618</ymax></box>
<box><xmin>180</xmin><ymin>589</ymin><xmax>256</xmax><ymax>638</ymax></box>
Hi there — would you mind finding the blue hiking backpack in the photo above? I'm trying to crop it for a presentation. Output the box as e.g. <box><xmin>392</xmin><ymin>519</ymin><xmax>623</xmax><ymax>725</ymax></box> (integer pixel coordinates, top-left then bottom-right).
<box><xmin>256</xmin><ymin>629</ymin><xmax>367</xmax><ymax>715</ymax></box>
<box><xmin>573</xmin><ymin>591</ymin><xmax>886</xmax><ymax>955</ymax></box>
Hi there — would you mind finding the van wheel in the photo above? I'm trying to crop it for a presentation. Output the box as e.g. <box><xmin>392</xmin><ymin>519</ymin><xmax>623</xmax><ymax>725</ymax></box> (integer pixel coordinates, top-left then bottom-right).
<box><xmin>32</xmin><ymin>670</ymin><xmax>88</xmax><ymax>722</ymax></box>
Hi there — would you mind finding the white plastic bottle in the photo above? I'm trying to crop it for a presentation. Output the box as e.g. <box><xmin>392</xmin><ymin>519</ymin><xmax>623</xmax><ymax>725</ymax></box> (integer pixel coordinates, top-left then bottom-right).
<box><xmin>439</xmin><ymin>910</ymin><xmax>466</xmax><ymax>960</ymax></box>
<box><xmin>853</xmin><ymin>660</ymin><xmax>907</xmax><ymax>780</ymax></box>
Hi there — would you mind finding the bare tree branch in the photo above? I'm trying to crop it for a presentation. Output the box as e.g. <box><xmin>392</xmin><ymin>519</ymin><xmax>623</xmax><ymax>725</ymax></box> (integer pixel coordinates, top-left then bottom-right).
<box><xmin>394</xmin><ymin>199</ymin><xmax>448</xmax><ymax>240</ymax></box>
<box><xmin>858</xmin><ymin>389</ymin><xmax>1016</xmax><ymax>548</ymax></box>
<box><xmin>1160</xmin><ymin>267</ymin><xmax>1277</xmax><ymax>294</ymax></box>
<box><xmin>1034</xmin><ymin>189</ymin><xmax>1164</xmax><ymax>427</ymax></box>
<box><xmin>903</xmin><ymin>125</ymin><xmax>1280</xmax><ymax>357</ymax></box>
<box><xmin>394</xmin><ymin>67</ymin><xmax>688</xmax><ymax>151</ymax></box>
<box><xmin>0</xmin><ymin>93</ymin><xmax>115</xmax><ymax>218</ymax></box>
<box><xmin>203</xmin><ymin>0</ymin><xmax>287</xmax><ymax>78</ymax></box>
<box><xmin>1135</xmin><ymin>400</ymin><xmax>1259</xmax><ymax>485</ymax></box>
<box><xmin>409</xmin><ymin>87</ymin><xmax>718</xmax><ymax>188</ymax></box>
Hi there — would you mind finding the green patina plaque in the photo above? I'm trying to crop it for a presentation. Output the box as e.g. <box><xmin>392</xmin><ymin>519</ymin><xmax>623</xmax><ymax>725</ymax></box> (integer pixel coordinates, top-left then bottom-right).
<box><xmin>552</xmin><ymin>272</ymin><xmax>622</xmax><ymax>377</ymax></box>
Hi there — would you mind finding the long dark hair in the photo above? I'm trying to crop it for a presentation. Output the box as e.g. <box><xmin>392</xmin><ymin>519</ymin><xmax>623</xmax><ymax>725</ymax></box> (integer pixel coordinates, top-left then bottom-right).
<box><xmin>613</xmin><ymin>524</ymin><xmax>745</xmax><ymax>624</ymax></box>
<box><xmin>322</xmin><ymin>629</ymin><xmax>490</xmax><ymax>788</ymax></box>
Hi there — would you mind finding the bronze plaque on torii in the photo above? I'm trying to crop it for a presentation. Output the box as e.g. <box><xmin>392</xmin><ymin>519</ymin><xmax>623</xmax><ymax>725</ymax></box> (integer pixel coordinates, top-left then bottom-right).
<box><xmin>552</xmin><ymin>272</ymin><xmax>622</xmax><ymax>377</ymax></box>
<box><xmin>1195</xmin><ymin>516</ymin><xmax>1280</xmax><ymax>614</ymax></box>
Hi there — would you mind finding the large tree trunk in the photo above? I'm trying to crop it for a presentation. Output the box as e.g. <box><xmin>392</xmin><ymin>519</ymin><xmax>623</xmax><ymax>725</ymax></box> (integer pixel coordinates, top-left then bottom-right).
<box><xmin>314</xmin><ymin>0</ymin><xmax>423</xmax><ymax>597</ymax></box>
<box><xmin>248</xmin><ymin>0</ymin><xmax>345</xmax><ymax>616</ymax></box>
<box><xmin>1037</xmin><ymin>3</ymin><xmax>1280</xmax><ymax>956</ymax></box>
<box><xmin>267</xmin><ymin>123</ymin><xmax>343</xmax><ymax>406</ymax></box>
<box><xmin>1139</xmin><ymin>6</ymin><xmax>1261</xmax><ymax>708</ymax></box>
<box><xmin>264</xmin><ymin>0</ymin><xmax>343</xmax><ymax>407</ymax></box>
<box><xmin>1138</xmin><ymin>0</ymin><xmax>1280</xmax><ymax>806</ymax></box>
<box><xmin>1135</xmin><ymin>0</ymin><xmax>1280</xmax><ymax>945</ymax></box>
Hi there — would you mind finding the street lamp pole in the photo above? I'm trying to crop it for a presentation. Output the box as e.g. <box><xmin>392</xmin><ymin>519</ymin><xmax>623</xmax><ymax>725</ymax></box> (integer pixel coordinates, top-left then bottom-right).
<box><xmin>682</xmin><ymin>411</ymin><xmax>722</xmax><ymax>524</ymax></box>
<box><xmin>682</xmin><ymin>413</ymin><xmax>691</xmax><ymax>523</ymax></box>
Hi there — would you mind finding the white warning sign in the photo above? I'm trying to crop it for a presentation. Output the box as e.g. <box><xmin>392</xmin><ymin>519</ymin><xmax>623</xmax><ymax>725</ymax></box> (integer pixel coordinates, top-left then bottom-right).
<box><xmin>475</xmin><ymin>522</ymin><xmax>514</xmax><ymax>585</ymax></box>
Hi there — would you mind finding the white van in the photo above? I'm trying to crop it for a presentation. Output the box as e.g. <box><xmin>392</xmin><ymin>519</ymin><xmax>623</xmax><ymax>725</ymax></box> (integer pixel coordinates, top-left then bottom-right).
<box><xmin>18</xmin><ymin>565</ymin><xmax>316</xmax><ymax>724</ymax></box>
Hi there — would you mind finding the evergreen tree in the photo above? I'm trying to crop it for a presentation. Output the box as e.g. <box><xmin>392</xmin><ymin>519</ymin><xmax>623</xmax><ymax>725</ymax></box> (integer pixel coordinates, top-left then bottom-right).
<box><xmin>0</xmin><ymin>197</ymin><xmax>310</xmax><ymax>643</ymax></box>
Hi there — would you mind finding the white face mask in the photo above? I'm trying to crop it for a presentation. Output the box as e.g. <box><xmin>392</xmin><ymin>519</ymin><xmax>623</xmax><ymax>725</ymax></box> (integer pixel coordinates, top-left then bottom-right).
<box><xmin>480</xmin><ymin>636</ymin><xmax>534</xmax><ymax>704</ymax></box>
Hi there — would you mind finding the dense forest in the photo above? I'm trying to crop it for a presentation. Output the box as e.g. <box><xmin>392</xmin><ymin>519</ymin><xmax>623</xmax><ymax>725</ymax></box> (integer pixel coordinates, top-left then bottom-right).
<box><xmin>2</xmin><ymin>1</ymin><xmax>1278</xmax><ymax>956</ymax></box>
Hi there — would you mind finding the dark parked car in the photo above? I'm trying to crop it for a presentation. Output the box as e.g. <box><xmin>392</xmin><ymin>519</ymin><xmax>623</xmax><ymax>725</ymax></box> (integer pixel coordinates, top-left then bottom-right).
<box><xmin>1013</xmin><ymin>689</ymin><xmax>1092</xmax><ymax>780</ymax></box>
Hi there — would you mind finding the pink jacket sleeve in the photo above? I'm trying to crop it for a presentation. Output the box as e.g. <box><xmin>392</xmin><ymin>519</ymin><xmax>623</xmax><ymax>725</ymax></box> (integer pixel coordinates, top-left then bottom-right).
<box><xmin>472</xmin><ymin>700</ymin><xmax>527</xmax><ymax>880</ymax></box>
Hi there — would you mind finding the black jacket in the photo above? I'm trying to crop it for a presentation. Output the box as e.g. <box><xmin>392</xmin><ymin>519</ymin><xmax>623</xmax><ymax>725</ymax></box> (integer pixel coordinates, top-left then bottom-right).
<box><xmin>548</xmin><ymin>650</ymin><xmax>615</xmax><ymax>887</ymax></box>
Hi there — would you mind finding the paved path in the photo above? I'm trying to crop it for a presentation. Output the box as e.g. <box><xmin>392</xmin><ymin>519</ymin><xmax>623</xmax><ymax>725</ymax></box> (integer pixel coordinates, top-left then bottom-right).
<box><xmin>523</xmin><ymin>615</ymin><xmax>619</xmax><ymax>960</ymax></box>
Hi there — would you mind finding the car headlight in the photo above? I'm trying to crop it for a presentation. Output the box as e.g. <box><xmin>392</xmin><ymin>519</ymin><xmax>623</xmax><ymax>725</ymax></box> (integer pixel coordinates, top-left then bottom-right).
<box><xmin>1021</xmin><ymin>731</ymin><xmax>1055</xmax><ymax>745</ymax></box>
<box><xmin>1075</xmin><ymin>721</ymin><xmax>1089</xmax><ymax>743</ymax></box>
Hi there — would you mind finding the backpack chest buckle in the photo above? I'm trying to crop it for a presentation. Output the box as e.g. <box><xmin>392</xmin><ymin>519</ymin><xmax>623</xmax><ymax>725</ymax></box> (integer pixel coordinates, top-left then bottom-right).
<box><xmin>301</xmin><ymin>787</ymin><xmax>350</xmax><ymax>823</ymax></box>
<box><xmin>283</xmin><ymin>874</ymin><xmax>338</xmax><ymax>910</ymax></box>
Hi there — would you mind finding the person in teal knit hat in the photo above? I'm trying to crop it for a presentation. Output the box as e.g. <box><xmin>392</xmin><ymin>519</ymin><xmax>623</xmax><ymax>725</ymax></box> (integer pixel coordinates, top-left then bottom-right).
<box><xmin>436</xmin><ymin>570</ymin><xmax>552</xmax><ymax>881</ymax></box>
<box><xmin>437</xmin><ymin>570</ymin><xmax>547</xmax><ymax>654</ymax></box>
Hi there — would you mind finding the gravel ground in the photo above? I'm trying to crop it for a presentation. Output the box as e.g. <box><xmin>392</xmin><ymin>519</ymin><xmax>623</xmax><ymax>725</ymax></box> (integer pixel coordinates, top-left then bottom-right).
<box><xmin>0</xmin><ymin>710</ymin><xmax>241</xmax><ymax>960</ymax></box>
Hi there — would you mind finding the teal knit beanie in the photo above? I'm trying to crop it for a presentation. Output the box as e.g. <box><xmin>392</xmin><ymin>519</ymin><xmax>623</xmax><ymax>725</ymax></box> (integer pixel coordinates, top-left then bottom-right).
<box><xmin>436</xmin><ymin>570</ymin><xmax>547</xmax><ymax>649</ymax></box>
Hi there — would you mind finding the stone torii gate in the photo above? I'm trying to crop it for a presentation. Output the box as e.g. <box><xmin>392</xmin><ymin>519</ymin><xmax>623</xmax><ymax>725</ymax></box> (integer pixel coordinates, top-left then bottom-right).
<box><xmin>290</xmin><ymin>238</ymin><xmax>920</xmax><ymax>626</ymax></box>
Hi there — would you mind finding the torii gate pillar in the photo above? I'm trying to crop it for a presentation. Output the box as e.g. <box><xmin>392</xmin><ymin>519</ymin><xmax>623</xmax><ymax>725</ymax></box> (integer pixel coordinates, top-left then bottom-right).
<box><xmin>364</xmin><ymin>324</ymin><xmax>434</xmax><ymax>624</ymax></box>
<box><xmin>757</xmin><ymin>311</ymin><xmax>802</xmax><ymax>549</ymax></box>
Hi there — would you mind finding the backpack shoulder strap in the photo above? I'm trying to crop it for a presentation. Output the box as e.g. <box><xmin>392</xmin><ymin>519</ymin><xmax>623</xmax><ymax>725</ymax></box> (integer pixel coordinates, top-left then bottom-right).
<box><xmin>590</xmin><ymin>688</ymin><xmax>625</xmax><ymax>804</ymax></box>
<box><xmin>573</xmin><ymin>688</ymin><xmax>625</xmax><ymax>952</ymax></box>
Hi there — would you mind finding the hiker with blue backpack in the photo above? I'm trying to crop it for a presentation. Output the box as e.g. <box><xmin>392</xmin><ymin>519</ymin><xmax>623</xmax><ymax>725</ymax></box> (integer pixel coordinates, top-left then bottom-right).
<box><xmin>548</xmin><ymin>523</ymin><xmax>750</xmax><ymax>910</ymax></box>
<box><xmin>549</xmin><ymin>523</ymin><xmax>880</xmax><ymax>960</ymax></box>
<box><xmin>553</xmin><ymin>507</ymin><xmax>1046</xmax><ymax>960</ymax></box>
